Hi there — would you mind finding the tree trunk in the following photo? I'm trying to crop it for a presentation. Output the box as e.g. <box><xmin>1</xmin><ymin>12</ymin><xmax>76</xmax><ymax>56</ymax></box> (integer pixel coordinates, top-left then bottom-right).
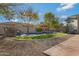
<box><xmin>26</xmin><ymin>17</ymin><xmax>31</xmax><ymax>35</ymax></box>
<box><xmin>27</xmin><ymin>26</ymin><xmax>30</xmax><ymax>35</ymax></box>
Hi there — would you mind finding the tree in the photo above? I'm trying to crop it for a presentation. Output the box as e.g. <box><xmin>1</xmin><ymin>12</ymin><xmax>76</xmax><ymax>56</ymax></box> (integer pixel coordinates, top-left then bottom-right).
<box><xmin>0</xmin><ymin>3</ymin><xmax>18</xmax><ymax>20</ymax></box>
<box><xmin>65</xmin><ymin>18</ymin><xmax>72</xmax><ymax>33</ymax></box>
<box><xmin>44</xmin><ymin>12</ymin><xmax>54</xmax><ymax>31</ymax></box>
<box><xmin>0</xmin><ymin>3</ymin><xmax>17</xmax><ymax>36</ymax></box>
<box><xmin>44</xmin><ymin>12</ymin><xmax>60</xmax><ymax>31</ymax></box>
<box><xmin>52</xmin><ymin>17</ymin><xmax>60</xmax><ymax>29</ymax></box>
<box><xmin>20</xmin><ymin>6</ymin><xmax>38</xmax><ymax>35</ymax></box>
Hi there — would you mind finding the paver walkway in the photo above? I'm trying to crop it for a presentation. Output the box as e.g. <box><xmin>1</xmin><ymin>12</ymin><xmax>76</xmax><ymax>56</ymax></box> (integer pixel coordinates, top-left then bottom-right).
<box><xmin>44</xmin><ymin>35</ymin><xmax>79</xmax><ymax>56</ymax></box>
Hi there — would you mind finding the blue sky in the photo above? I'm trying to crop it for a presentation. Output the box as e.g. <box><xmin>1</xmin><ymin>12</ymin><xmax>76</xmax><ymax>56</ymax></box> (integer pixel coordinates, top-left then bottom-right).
<box><xmin>0</xmin><ymin>3</ymin><xmax>79</xmax><ymax>23</ymax></box>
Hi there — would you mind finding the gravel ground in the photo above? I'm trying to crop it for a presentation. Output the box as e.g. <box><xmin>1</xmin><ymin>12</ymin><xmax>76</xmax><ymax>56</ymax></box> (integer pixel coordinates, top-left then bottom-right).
<box><xmin>0</xmin><ymin>34</ymin><xmax>73</xmax><ymax>56</ymax></box>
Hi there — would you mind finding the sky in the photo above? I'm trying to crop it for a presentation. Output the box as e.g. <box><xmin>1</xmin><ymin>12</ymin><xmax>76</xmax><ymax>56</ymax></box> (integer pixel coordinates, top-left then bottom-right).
<box><xmin>0</xmin><ymin>3</ymin><xmax>79</xmax><ymax>24</ymax></box>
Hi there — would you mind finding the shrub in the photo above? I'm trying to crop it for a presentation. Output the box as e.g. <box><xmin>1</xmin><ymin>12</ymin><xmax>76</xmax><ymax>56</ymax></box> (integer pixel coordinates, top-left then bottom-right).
<box><xmin>36</xmin><ymin>27</ymin><xmax>42</xmax><ymax>32</ymax></box>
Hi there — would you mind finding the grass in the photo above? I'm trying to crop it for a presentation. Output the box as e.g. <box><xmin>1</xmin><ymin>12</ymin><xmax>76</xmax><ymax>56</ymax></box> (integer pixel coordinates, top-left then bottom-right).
<box><xmin>16</xmin><ymin>33</ymin><xmax>65</xmax><ymax>40</ymax></box>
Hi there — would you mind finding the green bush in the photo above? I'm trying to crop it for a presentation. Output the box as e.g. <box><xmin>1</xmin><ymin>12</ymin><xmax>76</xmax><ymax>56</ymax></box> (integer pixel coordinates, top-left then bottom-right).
<box><xmin>36</xmin><ymin>27</ymin><xmax>42</xmax><ymax>32</ymax></box>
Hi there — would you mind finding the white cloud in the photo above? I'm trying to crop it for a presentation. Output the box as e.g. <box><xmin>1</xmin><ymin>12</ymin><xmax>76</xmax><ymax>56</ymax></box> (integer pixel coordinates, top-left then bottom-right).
<box><xmin>60</xmin><ymin>15</ymin><xmax>68</xmax><ymax>19</ymax></box>
<box><xmin>11</xmin><ymin>19</ymin><xmax>18</xmax><ymax>22</ymax></box>
<box><xmin>57</xmin><ymin>3</ymin><xmax>76</xmax><ymax>11</ymax></box>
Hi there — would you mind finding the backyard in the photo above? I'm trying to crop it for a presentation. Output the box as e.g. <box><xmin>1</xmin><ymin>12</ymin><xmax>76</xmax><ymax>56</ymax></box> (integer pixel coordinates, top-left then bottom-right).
<box><xmin>0</xmin><ymin>33</ymin><xmax>72</xmax><ymax>56</ymax></box>
<box><xmin>0</xmin><ymin>3</ymin><xmax>79</xmax><ymax>56</ymax></box>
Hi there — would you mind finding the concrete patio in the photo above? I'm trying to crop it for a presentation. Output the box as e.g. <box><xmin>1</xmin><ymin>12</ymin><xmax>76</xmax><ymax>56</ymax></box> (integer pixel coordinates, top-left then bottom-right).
<box><xmin>44</xmin><ymin>35</ymin><xmax>79</xmax><ymax>56</ymax></box>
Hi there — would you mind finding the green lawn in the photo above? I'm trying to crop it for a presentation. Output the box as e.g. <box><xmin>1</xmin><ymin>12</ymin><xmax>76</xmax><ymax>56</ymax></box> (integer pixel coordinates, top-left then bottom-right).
<box><xmin>16</xmin><ymin>33</ymin><xmax>66</xmax><ymax>40</ymax></box>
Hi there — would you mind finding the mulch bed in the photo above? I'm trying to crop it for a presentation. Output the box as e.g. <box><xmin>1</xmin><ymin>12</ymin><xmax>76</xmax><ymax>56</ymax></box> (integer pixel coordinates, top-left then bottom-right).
<box><xmin>0</xmin><ymin>34</ymin><xmax>73</xmax><ymax>56</ymax></box>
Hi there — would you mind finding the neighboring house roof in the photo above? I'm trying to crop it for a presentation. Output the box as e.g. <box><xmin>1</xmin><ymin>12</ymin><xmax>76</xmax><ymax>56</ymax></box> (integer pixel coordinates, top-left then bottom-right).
<box><xmin>0</xmin><ymin>22</ymin><xmax>36</xmax><ymax>33</ymax></box>
<box><xmin>66</xmin><ymin>14</ymin><xmax>79</xmax><ymax>22</ymax></box>
<box><xmin>0</xmin><ymin>22</ymin><xmax>34</xmax><ymax>27</ymax></box>
<box><xmin>39</xmin><ymin>24</ymin><xmax>47</xmax><ymax>27</ymax></box>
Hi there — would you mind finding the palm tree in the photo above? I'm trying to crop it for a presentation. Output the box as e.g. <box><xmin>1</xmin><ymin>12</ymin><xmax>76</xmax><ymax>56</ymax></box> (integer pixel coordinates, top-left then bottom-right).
<box><xmin>20</xmin><ymin>6</ymin><xmax>38</xmax><ymax>35</ymax></box>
